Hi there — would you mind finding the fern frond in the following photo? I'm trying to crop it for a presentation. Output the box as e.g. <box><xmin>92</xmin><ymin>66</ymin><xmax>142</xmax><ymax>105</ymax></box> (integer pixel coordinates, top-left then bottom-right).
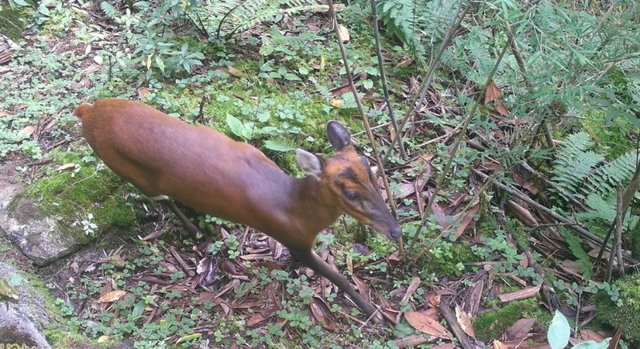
<box><xmin>101</xmin><ymin>1</ymin><xmax>119</xmax><ymax>20</ymax></box>
<box><xmin>552</xmin><ymin>132</ymin><xmax>640</xmax><ymax>231</ymax></box>
<box><xmin>376</xmin><ymin>0</ymin><xmax>425</xmax><ymax>59</ymax></box>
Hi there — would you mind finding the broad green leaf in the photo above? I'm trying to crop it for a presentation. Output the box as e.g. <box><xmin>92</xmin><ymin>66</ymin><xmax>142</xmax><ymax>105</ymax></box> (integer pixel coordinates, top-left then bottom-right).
<box><xmin>226</xmin><ymin>114</ymin><xmax>244</xmax><ymax>139</ymax></box>
<box><xmin>284</xmin><ymin>73</ymin><xmax>301</xmax><ymax>81</ymax></box>
<box><xmin>572</xmin><ymin>339</ymin><xmax>610</xmax><ymax>349</ymax></box>
<box><xmin>155</xmin><ymin>56</ymin><xmax>165</xmax><ymax>72</ymax></box>
<box><xmin>39</xmin><ymin>5</ymin><xmax>50</xmax><ymax>15</ymax></box>
<box><xmin>298</xmin><ymin>66</ymin><xmax>309</xmax><ymax>75</ymax></box>
<box><xmin>263</xmin><ymin>140</ymin><xmax>295</xmax><ymax>152</ymax></box>
<box><xmin>363</xmin><ymin>79</ymin><xmax>374</xmax><ymax>90</ymax></box>
<box><xmin>548</xmin><ymin>310</ymin><xmax>570</xmax><ymax>349</ymax></box>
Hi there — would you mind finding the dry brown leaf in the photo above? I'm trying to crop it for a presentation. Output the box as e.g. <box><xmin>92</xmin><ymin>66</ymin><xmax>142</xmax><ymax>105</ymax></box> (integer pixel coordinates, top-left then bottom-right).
<box><xmin>455</xmin><ymin>304</ymin><xmax>475</xmax><ymax>337</ymax></box>
<box><xmin>404</xmin><ymin>311</ymin><xmax>453</xmax><ymax>339</ymax></box>
<box><xmin>337</xmin><ymin>24</ymin><xmax>350</xmax><ymax>42</ymax></box>
<box><xmin>98</xmin><ymin>290</ymin><xmax>127</xmax><ymax>303</ymax></box>
<box><xmin>56</xmin><ymin>163</ymin><xmax>76</xmax><ymax>171</ymax></box>
<box><xmin>395</xmin><ymin>57</ymin><xmax>414</xmax><ymax>68</ymax></box>
<box><xmin>137</xmin><ymin>87</ymin><xmax>150</xmax><ymax>100</ymax></box>
<box><xmin>493</xmin><ymin>340</ymin><xmax>507</xmax><ymax>349</ymax></box>
<box><xmin>228</xmin><ymin>66</ymin><xmax>244</xmax><ymax>78</ymax></box>
<box><xmin>588</xmin><ymin>247</ymin><xmax>610</xmax><ymax>260</ymax></box>
<box><xmin>330</xmin><ymin>99</ymin><xmax>342</xmax><ymax>107</ymax></box>
<box><xmin>351</xmin><ymin>275</ymin><xmax>372</xmax><ymax>303</ymax></box>
<box><xmin>496</xmin><ymin>99</ymin><xmax>509</xmax><ymax>116</ymax></box>
<box><xmin>506</xmin><ymin>200</ymin><xmax>538</xmax><ymax>227</ymax></box>
<box><xmin>429</xmin><ymin>199</ymin><xmax>448</xmax><ymax>228</ymax></box>
<box><xmin>246</xmin><ymin>313</ymin><xmax>268</xmax><ymax>326</ymax></box>
<box><xmin>18</xmin><ymin>125</ymin><xmax>35</xmax><ymax>138</ymax></box>
<box><xmin>504</xmin><ymin>317</ymin><xmax>536</xmax><ymax>341</ymax></box>
<box><xmin>396</xmin><ymin>182</ymin><xmax>417</xmax><ymax>199</ymax></box>
<box><xmin>310</xmin><ymin>297</ymin><xmax>337</xmax><ymax>331</ymax></box>
<box><xmin>466</xmin><ymin>278</ymin><xmax>484</xmax><ymax>316</ymax></box>
<box><xmin>234</xmin><ymin>299</ymin><xmax>264</xmax><ymax>309</ymax></box>
<box><xmin>485</xmin><ymin>80</ymin><xmax>501</xmax><ymax>103</ymax></box>
<box><xmin>387</xmin><ymin>250</ymin><xmax>402</xmax><ymax>262</ymax></box>
<box><xmin>607</xmin><ymin>326</ymin><xmax>623</xmax><ymax>349</ymax></box>
<box><xmin>580</xmin><ymin>329</ymin><xmax>606</xmax><ymax>342</ymax></box>
<box><xmin>562</xmin><ymin>260</ymin><xmax>585</xmax><ymax>274</ymax></box>
<box><xmin>455</xmin><ymin>203</ymin><xmax>480</xmax><ymax>239</ymax></box>
<box><xmin>427</xmin><ymin>293</ymin><xmax>441</xmax><ymax>308</ymax></box>
<box><xmin>329</xmin><ymin>84</ymin><xmax>351</xmax><ymax>97</ymax></box>
<box><xmin>401</xmin><ymin>277</ymin><xmax>421</xmax><ymax>305</ymax></box>
<box><xmin>310</xmin><ymin>297</ymin><xmax>327</xmax><ymax>323</ymax></box>
<box><xmin>498</xmin><ymin>284</ymin><xmax>541</xmax><ymax>302</ymax></box>
<box><xmin>393</xmin><ymin>334</ymin><xmax>433</xmax><ymax>348</ymax></box>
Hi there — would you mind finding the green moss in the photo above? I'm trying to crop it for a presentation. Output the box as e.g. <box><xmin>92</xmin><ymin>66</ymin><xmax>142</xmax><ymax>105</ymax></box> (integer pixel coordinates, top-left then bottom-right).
<box><xmin>595</xmin><ymin>275</ymin><xmax>640</xmax><ymax>345</ymax></box>
<box><xmin>27</xmin><ymin>150</ymin><xmax>137</xmax><ymax>239</ymax></box>
<box><xmin>473</xmin><ymin>298</ymin><xmax>547</xmax><ymax>341</ymax></box>
<box><xmin>0</xmin><ymin>7</ymin><xmax>28</xmax><ymax>41</ymax></box>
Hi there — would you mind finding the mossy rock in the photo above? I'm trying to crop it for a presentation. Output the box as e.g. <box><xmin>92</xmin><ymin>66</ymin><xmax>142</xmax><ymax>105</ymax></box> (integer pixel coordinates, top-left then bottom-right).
<box><xmin>594</xmin><ymin>275</ymin><xmax>640</xmax><ymax>345</ymax></box>
<box><xmin>28</xmin><ymin>150</ymin><xmax>138</xmax><ymax>238</ymax></box>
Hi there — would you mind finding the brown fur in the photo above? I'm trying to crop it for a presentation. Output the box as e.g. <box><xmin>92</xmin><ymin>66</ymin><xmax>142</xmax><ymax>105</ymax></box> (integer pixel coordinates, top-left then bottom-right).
<box><xmin>74</xmin><ymin>99</ymin><xmax>401</xmax><ymax>322</ymax></box>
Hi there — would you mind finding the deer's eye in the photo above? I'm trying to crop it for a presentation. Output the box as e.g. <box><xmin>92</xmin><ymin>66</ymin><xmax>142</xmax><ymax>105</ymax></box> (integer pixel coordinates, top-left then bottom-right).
<box><xmin>346</xmin><ymin>191</ymin><xmax>358</xmax><ymax>201</ymax></box>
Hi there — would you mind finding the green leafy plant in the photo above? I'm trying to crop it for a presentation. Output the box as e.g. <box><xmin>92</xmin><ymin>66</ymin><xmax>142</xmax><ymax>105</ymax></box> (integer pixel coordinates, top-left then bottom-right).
<box><xmin>98</xmin><ymin>0</ymin><xmax>205</xmax><ymax>81</ymax></box>
<box><xmin>548</xmin><ymin>310</ymin><xmax>611</xmax><ymax>349</ymax></box>
<box><xmin>551</xmin><ymin>132</ymin><xmax>639</xmax><ymax>240</ymax></box>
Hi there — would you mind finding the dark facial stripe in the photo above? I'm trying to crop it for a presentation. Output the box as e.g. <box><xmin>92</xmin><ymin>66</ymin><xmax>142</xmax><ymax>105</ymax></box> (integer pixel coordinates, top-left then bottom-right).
<box><xmin>337</xmin><ymin>167</ymin><xmax>359</xmax><ymax>183</ymax></box>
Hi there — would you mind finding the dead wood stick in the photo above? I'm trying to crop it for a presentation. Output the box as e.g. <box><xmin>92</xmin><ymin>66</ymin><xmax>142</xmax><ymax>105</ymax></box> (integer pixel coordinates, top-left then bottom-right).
<box><xmin>439</xmin><ymin>297</ymin><xmax>474</xmax><ymax>349</ymax></box>
<box><xmin>472</xmin><ymin>169</ymin><xmax>638</xmax><ymax>264</ymax></box>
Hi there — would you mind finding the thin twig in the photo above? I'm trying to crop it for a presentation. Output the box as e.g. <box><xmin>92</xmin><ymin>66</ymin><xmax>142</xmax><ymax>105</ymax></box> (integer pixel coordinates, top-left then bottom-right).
<box><xmin>382</xmin><ymin>1</ymin><xmax>470</xmax><ymax>166</ymax></box>
<box><xmin>408</xmin><ymin>41</ymin><xmax>510</xmax><ymax>253</ymax></box>
<box><xmin>327</xmin><ymin>0</ymin><xmax>398</xmax><ymax>220</ymax></box>
<box><xmin>473</xmin><ymin>169</ymin><xmax>639</xmax><ymax>264</ymax></box>
<box><xmin>598</xmin><ymin>144</ymin><xmax>640</xmax><ymax>260</ymax></box>
<box><xmin>605</xmin><ymin>187</ymin><xmax>624</xmax><ymax>282</ymax></box>
<box><xmin>519</xmin><ymin>162</ymin><xmax>589</xmax><ymax>212</ymax></box>
<box><xmin>369</xmin><ymin>0</ymin><xmax>405</xmax><ymax>158</ymax></box>
<box><xmin>505</xmin><ymin>21</ymin><xmax>554</xmax><ymax>151</ymax></box>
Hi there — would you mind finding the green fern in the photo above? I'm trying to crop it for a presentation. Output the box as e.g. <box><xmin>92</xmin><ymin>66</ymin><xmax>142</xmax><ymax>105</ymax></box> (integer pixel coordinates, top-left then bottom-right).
<box><xmin>100</xmin><ymin>1</ymin><xmax>119</xmax><ymax>20</ymax></box>
<box><xmin>376</xmin><ymin>0</ymin><xmax>424</xmax><ymax>59</ymax></box>
<box><xmin>559</xmin><ymin>227</ymin><xmax>593</xmax><ymax>280</ymax></box>
<box><xmin>552</xmin><ymin>132</ymin><xmax>604</xmax><ymax>200</ymax></box>
<box><xmin>552</xmin><ymin>131</ymin><xmax>639</xmax><ymax>234</ymax></box>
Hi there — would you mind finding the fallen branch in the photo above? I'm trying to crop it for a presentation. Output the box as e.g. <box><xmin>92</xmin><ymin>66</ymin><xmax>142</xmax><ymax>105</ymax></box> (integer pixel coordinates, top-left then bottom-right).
<box><xmin>473</xmin><ymin>169</ymin><xmax>639</xmax><ymax>264</ymax></box>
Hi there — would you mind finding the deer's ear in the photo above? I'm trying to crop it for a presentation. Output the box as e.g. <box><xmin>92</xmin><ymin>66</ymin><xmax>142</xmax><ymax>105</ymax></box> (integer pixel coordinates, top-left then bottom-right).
<box><xmin>327</xmin><ymin>121</ymin><xmax>352</xmax><ymax>151</ymax></box>
<box><xmin>296</xmin><ymin>149</ymin><xmax>324</xmax><ymax>180</ymax></box>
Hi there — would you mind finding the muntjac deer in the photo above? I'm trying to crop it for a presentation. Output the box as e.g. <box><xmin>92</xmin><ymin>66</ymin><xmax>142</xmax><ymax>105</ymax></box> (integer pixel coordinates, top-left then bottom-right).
<box><xmin>74</xmin><ymin>99</ymin><xmax>402</xmax><ymax>322</ymax></box>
